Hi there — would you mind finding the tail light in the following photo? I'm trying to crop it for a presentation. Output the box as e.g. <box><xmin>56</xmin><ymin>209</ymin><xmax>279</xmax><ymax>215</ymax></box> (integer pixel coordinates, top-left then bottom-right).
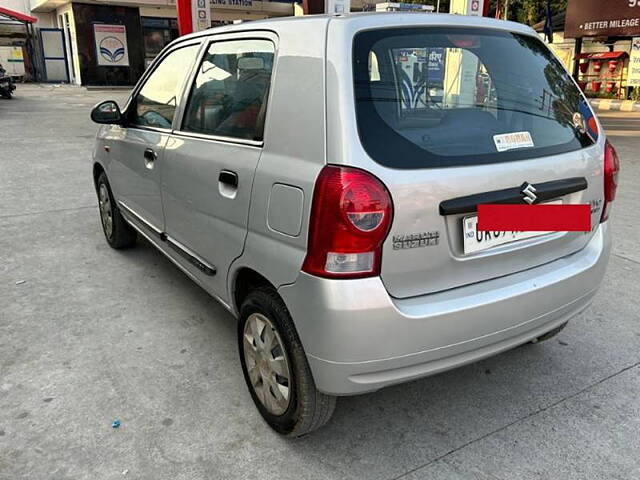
<box><xmin>601</xmin><ymin>139</ymin><xmax>620</xmax><ymax>223</ymax></box>
<box><xmin>302</xmin><ymin>166</ymin><xmax>393</xmax><ymax>279</ymax></box>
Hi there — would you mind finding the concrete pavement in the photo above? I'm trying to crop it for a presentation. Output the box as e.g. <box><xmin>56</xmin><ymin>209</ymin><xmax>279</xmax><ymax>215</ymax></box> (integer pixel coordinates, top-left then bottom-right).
<box><xmin>1</xmin><ymin>84</ymin><xmax>639</xmax><ymax>480</ymax></box>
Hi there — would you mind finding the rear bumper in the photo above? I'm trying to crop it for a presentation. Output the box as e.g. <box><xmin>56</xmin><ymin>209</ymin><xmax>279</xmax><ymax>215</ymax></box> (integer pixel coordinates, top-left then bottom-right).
<box><xmin>278</xmin><ymin>224</ymin><xmax>611</xmax><ymax>395</ymax></box>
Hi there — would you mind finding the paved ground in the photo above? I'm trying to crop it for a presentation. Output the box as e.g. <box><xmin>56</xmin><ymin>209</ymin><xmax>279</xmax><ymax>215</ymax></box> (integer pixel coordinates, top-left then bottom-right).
<box><xmin>1</xmin><ymin>84</ymin><xmax>639</xmax><ymax>480</ymax></box>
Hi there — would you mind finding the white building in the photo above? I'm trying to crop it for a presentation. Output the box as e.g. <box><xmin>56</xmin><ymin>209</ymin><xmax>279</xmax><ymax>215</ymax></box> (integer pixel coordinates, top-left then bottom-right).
<box><xmin>1</xmin><ymin>0</ymin><xmax>294</xmax><ymax>84</ymax></box>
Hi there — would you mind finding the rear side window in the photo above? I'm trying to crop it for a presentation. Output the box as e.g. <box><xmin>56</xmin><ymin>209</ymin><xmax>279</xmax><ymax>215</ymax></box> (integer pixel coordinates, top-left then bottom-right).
<box><xmin>353</xmin><ymin>28</ymin><xmax>597</xmax><ymax>169</ymax></box>
<box><xmin>182</xmin><ymin>39</ymin><xmax>275</xmax><ymax>141</ymax></box>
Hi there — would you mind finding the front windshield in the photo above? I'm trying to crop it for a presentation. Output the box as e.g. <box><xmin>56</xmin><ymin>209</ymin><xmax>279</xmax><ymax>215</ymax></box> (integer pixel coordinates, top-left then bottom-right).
<box><xmin>353</xmin><ymin>27</ymin><xmax>598</xmax><ymax>169</ymax></box>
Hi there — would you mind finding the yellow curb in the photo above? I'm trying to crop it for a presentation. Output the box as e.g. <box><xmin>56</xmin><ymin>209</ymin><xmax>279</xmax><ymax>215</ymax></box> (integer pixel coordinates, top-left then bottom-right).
<box><xmin>599</xmin><ymin>99</ymin><xmax>613</xmax><ymax>110</ymax></box>
<box><xmin>620</xmin><ymin>100</ymin><xmax>636</xmax><ymax>112</ymax></box>
<box><xmin>603</xmin><ymin>130</ymin><xmax>640</xmax><ymax>137</ymax></box>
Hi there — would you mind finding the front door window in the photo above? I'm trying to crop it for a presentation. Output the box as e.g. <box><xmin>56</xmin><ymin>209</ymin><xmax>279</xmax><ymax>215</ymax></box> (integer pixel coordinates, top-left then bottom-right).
<box><xmin>128</xmin><ymin>44</ymin><xmax>200</xmax><ymax>129</ymax></box>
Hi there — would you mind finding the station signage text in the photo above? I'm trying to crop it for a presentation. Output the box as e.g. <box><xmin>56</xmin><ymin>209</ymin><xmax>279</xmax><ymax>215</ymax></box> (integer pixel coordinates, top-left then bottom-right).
<box><xmin>566</xmin><ymin>0</ymin><xmax>640</xmax><ymax>38</ymax></box>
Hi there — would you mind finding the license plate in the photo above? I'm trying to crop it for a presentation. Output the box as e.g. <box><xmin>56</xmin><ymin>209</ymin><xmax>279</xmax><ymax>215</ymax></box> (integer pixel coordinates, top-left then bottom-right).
<box><xmin>462</xmin><ymin>204</ymin><xmax>559</xmax><ymax>254</ymax></box>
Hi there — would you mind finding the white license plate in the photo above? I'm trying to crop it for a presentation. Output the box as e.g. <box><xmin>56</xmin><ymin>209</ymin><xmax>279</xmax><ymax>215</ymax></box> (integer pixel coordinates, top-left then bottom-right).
<box><xmin>462</xmin><ymin>209</ymin><xmax>557</xmax><ymax>255</ymax></box>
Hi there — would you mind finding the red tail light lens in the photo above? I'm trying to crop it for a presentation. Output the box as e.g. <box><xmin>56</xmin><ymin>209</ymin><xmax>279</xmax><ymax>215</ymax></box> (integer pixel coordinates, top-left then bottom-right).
<box><xmin>601</xmin><ymin>139</ymin><xmax>620</xmax><ymax>223</ymax></box>
<box><xmin>302</xmin><ymin>166</ymin><xmax>393</xmax><ymax>279</ymax></box>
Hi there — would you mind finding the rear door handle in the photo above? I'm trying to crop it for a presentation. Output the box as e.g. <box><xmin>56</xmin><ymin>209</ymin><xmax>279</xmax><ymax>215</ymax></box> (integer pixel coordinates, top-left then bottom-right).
<box><xmin>144</xmin><ymin>148</ymin><xmax>157</xmax><ymax>169</ymax></box>
<box><xmin>219</xmin><ymin>170</ymin><xmax>238</xmax><ymax>188</ymax></box>
<box><xmin>218</xmin><ymin>170</ymin><xmax>238</xmax><ymax>199</ymax></box>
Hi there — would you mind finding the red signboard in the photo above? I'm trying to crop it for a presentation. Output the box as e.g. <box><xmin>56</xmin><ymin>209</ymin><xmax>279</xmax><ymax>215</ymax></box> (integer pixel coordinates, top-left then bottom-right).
<box><xmin>566</xmin><ymin>0</ymin><xmax>640</xmax><ymax>38</ymax></box>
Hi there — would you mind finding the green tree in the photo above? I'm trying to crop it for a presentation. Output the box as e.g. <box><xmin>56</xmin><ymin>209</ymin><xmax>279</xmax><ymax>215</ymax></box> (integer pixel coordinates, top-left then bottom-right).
<box><xmin>489</xmin><ymin>0</ymin><xmax>567</xmax><ymax>25</ymax></box>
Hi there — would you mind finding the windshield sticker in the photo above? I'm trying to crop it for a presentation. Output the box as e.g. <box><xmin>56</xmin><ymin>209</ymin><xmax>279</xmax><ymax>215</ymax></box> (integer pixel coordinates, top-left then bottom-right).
<box><xmin>493</xmin><ymin>132</ymin><xmax>535</xmax><ymax>152</ymax></box>
<box><xmin>573</xmin><ymin>112</ymin><xmax>587</xmax><ymax>134</ymax></box>
<box><xmin>579</xmin><ymin>98</ymin><xmax>600</xmax><ymax>142</ymax></box>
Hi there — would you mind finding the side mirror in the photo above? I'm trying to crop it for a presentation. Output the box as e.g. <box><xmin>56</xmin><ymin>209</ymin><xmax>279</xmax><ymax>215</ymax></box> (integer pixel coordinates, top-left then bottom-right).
<box><xmin>91</xmin><ymin>100</ymin><xmax>123</xmax><ymax>124</ymax></box>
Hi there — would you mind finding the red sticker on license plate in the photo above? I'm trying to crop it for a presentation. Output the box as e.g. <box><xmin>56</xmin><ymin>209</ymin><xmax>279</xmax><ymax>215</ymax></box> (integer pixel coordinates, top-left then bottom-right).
<box><xmin>477</xmin><ymin>204</ymin><xmax>591</xmax><ymax>232</ymax></box>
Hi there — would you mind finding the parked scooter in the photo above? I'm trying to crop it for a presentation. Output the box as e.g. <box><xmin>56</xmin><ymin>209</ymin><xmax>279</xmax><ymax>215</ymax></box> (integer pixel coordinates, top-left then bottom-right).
<box><xmin>0</xmin><ymin>64</ymin><xmax>16</xmax><ymax>99</ymax></box>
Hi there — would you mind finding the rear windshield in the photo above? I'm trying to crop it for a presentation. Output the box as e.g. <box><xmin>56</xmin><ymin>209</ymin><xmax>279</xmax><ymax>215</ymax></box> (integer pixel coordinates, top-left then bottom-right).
<box><xmin>353</xmin><ymin>27</ymin><xmax>597</xmax><ymax>169</ymax></box>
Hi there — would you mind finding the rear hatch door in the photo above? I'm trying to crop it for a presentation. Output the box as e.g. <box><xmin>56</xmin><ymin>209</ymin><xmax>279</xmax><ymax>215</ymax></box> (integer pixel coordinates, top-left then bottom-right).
<box><xmin>350</xmin><ymin>25</ymin><xmax>603</xmax><ymax>298</ymax></box>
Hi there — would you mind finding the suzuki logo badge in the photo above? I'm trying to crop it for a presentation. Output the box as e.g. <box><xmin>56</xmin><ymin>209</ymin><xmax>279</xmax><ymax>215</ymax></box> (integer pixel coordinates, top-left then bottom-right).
<box><xmin>521</xmin><ymin>182</ymin><xmax>538</xmax><ymax>204</ymax></box>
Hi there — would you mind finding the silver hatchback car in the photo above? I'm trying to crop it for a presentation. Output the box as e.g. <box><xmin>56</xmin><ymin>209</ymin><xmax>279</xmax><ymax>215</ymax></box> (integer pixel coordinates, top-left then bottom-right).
<box><xmin>91</xmin><ymin>13</ymin><xmax>618</xmax><ymax>436</ymax></box>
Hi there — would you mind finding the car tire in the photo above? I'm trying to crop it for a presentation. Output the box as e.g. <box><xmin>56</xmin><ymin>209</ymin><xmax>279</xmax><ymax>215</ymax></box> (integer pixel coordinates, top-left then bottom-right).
<box><xmin>96</xmin><ymin>172</ymin><xmax>136</xmax><ymax>249</ymax></box>
<box><xmin>531</xmin><ymin>322</ymin><xmax>568</xmax><ymax>344</ymax></box>
<box><xmin>1</xmin><ymin>91</ymin><xmax>12</xmax><ymax>99</ymax></box>
<box><xmin>238</xmin><ymin>286</ymin><xmax>336</xmax><ymax>437</ymax></box>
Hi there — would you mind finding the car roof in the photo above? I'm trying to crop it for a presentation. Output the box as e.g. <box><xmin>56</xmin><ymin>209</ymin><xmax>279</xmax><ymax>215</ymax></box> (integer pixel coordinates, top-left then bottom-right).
<box><xmin>176</xmin><ymin>12</ymin><xmax>537</xmax><ymax>44</ymax></box>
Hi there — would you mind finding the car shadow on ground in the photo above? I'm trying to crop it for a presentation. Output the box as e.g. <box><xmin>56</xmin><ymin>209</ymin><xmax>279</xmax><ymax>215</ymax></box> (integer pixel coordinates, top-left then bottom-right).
<box><xmin>122</xmin><ymin>229</ymin><xmax>582</xmax><ymax>477</ymax></box>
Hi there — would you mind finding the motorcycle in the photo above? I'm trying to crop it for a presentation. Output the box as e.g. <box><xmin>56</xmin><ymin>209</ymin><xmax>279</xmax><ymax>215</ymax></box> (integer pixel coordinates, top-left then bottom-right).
<box><xmin>0</xmin><ymin>64</ymin><xmax>16</xmax><ymax>99</ymax></box>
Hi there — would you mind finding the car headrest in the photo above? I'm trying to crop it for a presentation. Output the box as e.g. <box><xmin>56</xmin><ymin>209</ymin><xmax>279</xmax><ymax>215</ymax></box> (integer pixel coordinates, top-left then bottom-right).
<box><xmin>237</xmin><ymin>57</ymin><xmax>265</xmax><ymax>71</ymax></box>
